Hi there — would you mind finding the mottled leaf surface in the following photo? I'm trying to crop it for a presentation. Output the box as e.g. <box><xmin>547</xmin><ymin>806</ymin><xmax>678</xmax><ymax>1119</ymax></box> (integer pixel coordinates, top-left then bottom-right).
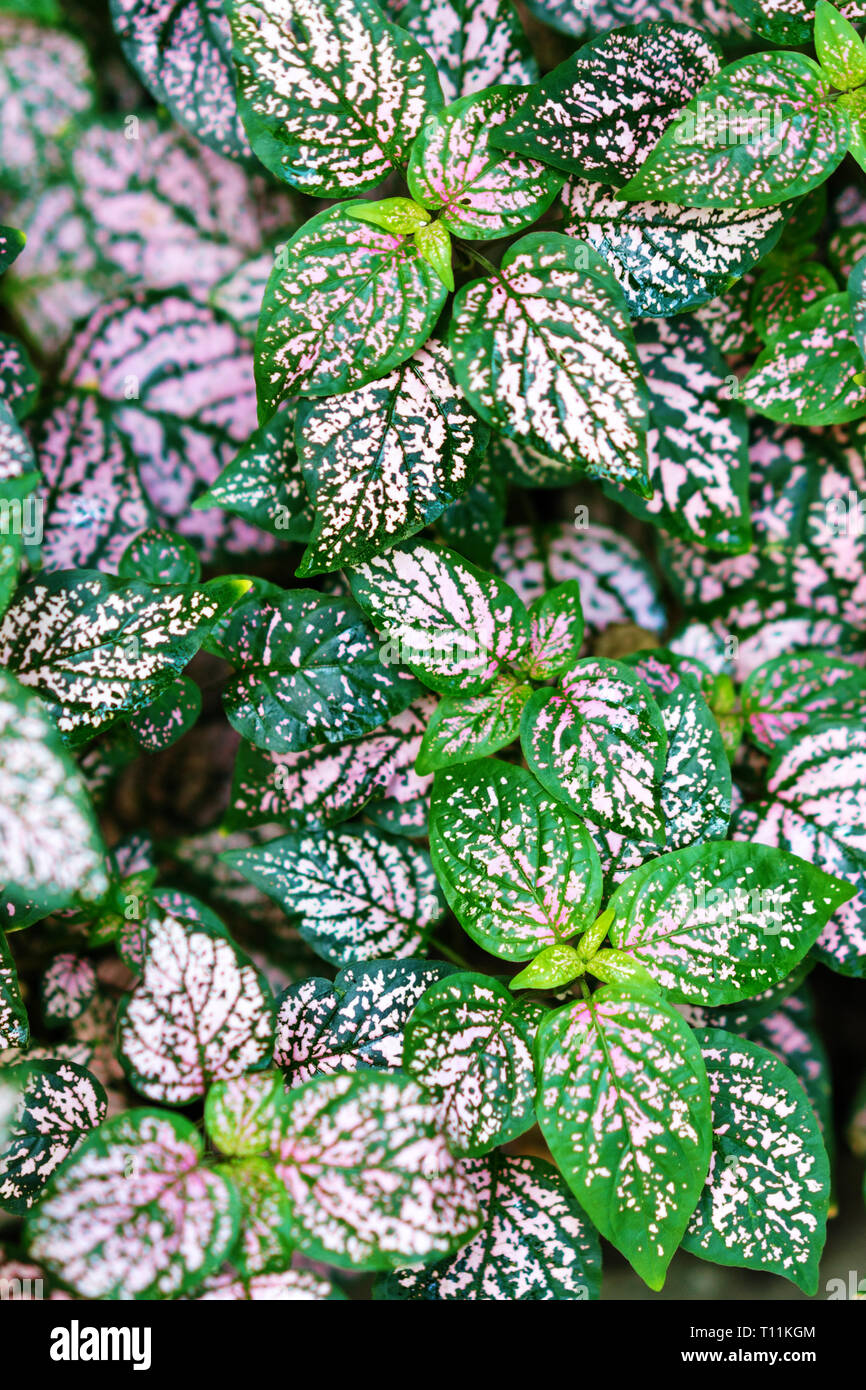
<box><xmin>0</xmin><ymin>15</ymin><xmax>94</xmax><ymax>194</ymax></box>
<box><xmin>416</xmin><ymin>674</ymin><xmax>531</xmax><ymax>772</ymax></box>
<box><xmin>741</xmin><ymin>295</ymin><xmax>866</xmax><ymax>425</ymax></box>
<box><xmin>40</xmin><ymin>953</ymin><xmax>97</xmax><ymax>1025</ymax></box>
<box><xmin>0</xmin><ymin>930</ymin><xmax>27</xmax><ymax>1049</ymax></box>
<box><xmin>0</xmin><ymin>1061</ymin><xmax>106</xmax><ymax>1215</ymax></box>
<box><xmin>205</xmin><ymin>1071</ymin><xmax>286</xmax><ymax>1158</ymax></box>
<box><xmin>386</xmin><ymin>0</ymin><xmax>536</xmax><ymax>103</ymax></box>
<box><xmin>742</xmin><ymin>652</ymin><xmax>866</xmax><ymax>752</ymax></box>
<box><xmin>195</xmin><ymin>406</ymin><xmax>312</xmax><ymax>543</ymax></box>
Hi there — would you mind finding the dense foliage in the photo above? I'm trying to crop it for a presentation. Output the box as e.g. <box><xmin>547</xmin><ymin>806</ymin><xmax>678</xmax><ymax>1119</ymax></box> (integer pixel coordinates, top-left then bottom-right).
<box><xmin>1</xmin><ymin>0</ymin><xmax>865</xmax><ymax>1303</ymax></box>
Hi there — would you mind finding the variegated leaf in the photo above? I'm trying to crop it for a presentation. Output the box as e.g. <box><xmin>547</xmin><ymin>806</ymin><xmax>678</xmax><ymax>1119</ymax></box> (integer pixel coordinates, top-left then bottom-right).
<box><xmin>204</xmin><ymin>1071</ymin><xmax>286</xmax><ymax>1157</ymax></box>
<box><xmin>380</xmin><ymin>1152</ymin><xmax>601</xmax><ymax>1300</ymax></box>
<box><xmin>525</xmin><ymin>0</ymin><xmax>744</xmax><ymax>41</ymax></box>
<box><xmin>111</xmin><ymin>0</ymin><xmax>250</xmax><ymax>158</ymax></box>
<box><xmin>607</xmin><ymin>841</ymin><xmax>854</xmax><ymax>1005</ymax></box>
<box><xmin>752</xmin><ymin>261</ymin><xmax>837</xmax><ymax>344</ymax></box>
<box><xmin>0</xmin><ymin>1061</ymin><xmax>107</xmax><ymax>1215</ymax></box>
<box><xmin>450</xmin><ymin>234</ymin><xmax>650</xmax><ymax>490</ymax></box>
<box><xmin>349</xmin><ymin>537</ymin><xmax>531</xmax><ymax>696</ymax></box>
<box><xmin>0</xmin><ymin>14</ymin><xmax>94</xmax><ymax>194</ymax></box>
<box><xmin>494</xmin><ymin>21</ymin><xmax>719</xmax><ymax>184</ymax></box>
<box><xmin>674</xmin><ymin>963</ymin><xmax>814</xmax><ymax>1035</ymax></box>
<box><xmin>272</xmin><ymin>1071</ymin><xmax>480</xmax><ymax>1268</ymax></box>
<box><xmin>0</xmin><ymin>930</ymin><xmax>27</xmax><ymax>1049</ymax></box>
<box><xmin>742</xmin><ymin>651</ymin><xmax>866</xmax><ymax>752</ymax></box>
<box><xmin>741</xmin><ymin>295</ymin><xmax>866</xmax><ymax>425</ymax></box>
<box><xmin>223</xmin><ymin>825</ymin><xmax>443</xmax><ymax>965</ymax></box>
<box><xmin>682</xmin><ymin>1030</ymin><xmax>829</xmax><ymax>1294</ymax></box>
<box><xmin>536</xmin><ymin>984</ymin><xmax>711</xmax><ymax>1290</ymax></box>
<box><xmin>40</xmin><ymin>953</ymin><xmax>97</xmax><ymax>1025</ymax></box>
<box><xmin>213</xmin><ymin>1157</ymin><xmax>295</xmax><ymax>1275</ymax></box>
<box><xmin>225</xmin><ymin>697</ymin><xmax>434</xmax><ymax>831</ymax></box>
<box><xmin>297</xmin><ymin>341</ymin><xmax>486</xmax><ymax>575</ymax></box>
<box><xmin>747</xmin><ymin>988</ymin><xmax>832</xmax><ymax>1142</ymax></box>
<box><xmin>126</xmin><ymin>675</ymin><xmax>202</xmax><ymax>753</ymax></box>
<box><xmin>407</xmin><ymin>87</ymin><xmax>562</xmax><ymax>240</ymax></box>
<box><xmin>559</xmin><ymin>177</ymin><xmax>789</xmax><ymax>318</ymax></box>
<box><xmin>0</xmin><ymin>569</ymin><xmax>239</xmax><ymax>745</ymax></box>
<box><xmin>276</xmin><ymin>958</ymin><xmax>456</xmax><ymax>1085</ymax></box>
<box><xmin>226</xmin><ymin>0</ymin><xmax>442</xmax><ymax>195</ymax></box>
<box><xmin>211</xmin><ymin>581</ymin><xmax>419</xmax><ymax>753</ymax></box>
<box><xmin>428</xmin><ymin>758</ymin><xmax>603</xmax><ymax>960</ymax></box>
<box><xmin>0</xmin><ymin>225</ymin><xmax>25</xmax><ymax>275</ymax></box>
<box><xmin>386</xmin><ymin>0</ymin><xmax>537</xmax><ymax>103</ymax></box>
<box><xmin>730</xmin><ymin>0</ymin><xmax>866</xmax><ymax>45</ymax></box>
<box><xmin>403</xmin><ymin>971</ymin><xmax>537</xmax><ymax>1155</ymax></box>
<box><xmin>518</xmin><ymin>581</ymin><xmax>584</xmax><ymax>681</ymax></box>
<box><xmin>194</xmin><ymin>405</ymin><xmax>312</xmax><ymax>543</ymax></box>
<box><xmin>0</xmin><ymin>333</ymin><xmax>38</xmax><ymax>420</ymax></box>
<box><xmin>416</xmin><ymin>675</ymin><xmax>531</xmax><ymax>773</ymax></box>
<box><xmin>26</xmin><ymin>1110</ymin><xmax>239</xmax><ymax>1299</ymax></box>
<box><xmin>620</xmin><ymin>53</ymin><xmax>851</xmax><ymax>208</ymax></box>
<box><xmin>521</xmin><ymin>657</ymin><xmax>668</xmax><ymax>843</ymax></box>
<box><xmin>256</xmin><ymin>205</ymin><xmax>446</xmax><ymax>413</ymax></box>
<box><xmin>117</xmin><ymin>912</ymin><xmax>276</xmax><ymax>1104</ymax></box>
<box><xmin>193</xmin><ymin>1267</ymin><xmax>337</xmax><ymax>1299</ymax></box>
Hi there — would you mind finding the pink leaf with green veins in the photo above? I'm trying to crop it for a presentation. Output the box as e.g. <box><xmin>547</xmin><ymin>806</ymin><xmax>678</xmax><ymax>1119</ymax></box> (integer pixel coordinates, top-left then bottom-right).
<box><xmin>383</xmin><ymin>0</ymin><xmax>538</xmax><ymax>105</ymax></box>
<box><xmin>40</xmin><ymin>953</ymin><xmax>96</xmax><ymax>1024</ymax></box>
<box><xmin>193</xmin><ymin>1267</ymin><xmax>337</xmax><ymax>1300</ymax></box>
<box><xmin>742</xmin><ymin>651</ymin><xmax>866</xmax><ymax>752</ymax></box>
<box><xmin>521</xmin><ymin>580</ymin><xmax>584</xmax><ymax>680</ymax></box>
<box><xmin>416</xmin><ymin>674</ymin><xmax>531</xmax><ymax>773</ymax></box>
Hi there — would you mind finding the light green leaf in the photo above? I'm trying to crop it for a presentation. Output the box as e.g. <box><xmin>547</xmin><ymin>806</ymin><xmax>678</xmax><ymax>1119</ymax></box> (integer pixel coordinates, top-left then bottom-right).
<box><xmin>414</xmin><ymin>219</ymin><xmax>454</xmax><ymax>290</ymax></box>
<box><xmin>510</xmin><ymin>943</ymin><xmax>584</xmax><ymax>990</ymax></box>
<box><xmin>349</xmin><ymin>197</ymin><xmax>431</xmax><ymax>232</ymax></box>
<box><xmin>815</xmin><ymin>0</ymin><xmax>866</xmax><ymax>90</ymax></box>
<box><xmin>205</xmin><ymin>1071</ymin><xmax>286</xmax><ymax>1157</ymax></box>
<box><xmin>213</xmin><ymin>1157</ymin><xmax>295</xmax><ymax>1276</ymax></box>
<box><xmin>416</xmin><ymin>675</ymin><xmax>531</xmax><ymax>773</ymax></box>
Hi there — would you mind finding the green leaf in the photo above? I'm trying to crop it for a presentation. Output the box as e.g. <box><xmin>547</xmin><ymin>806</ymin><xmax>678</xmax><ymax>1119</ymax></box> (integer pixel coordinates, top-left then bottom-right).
<box><xmin>741</xmin><ymin>295</ymin><xmax>866</xmax><ymax>424</ymax></box>
<box><xmin>226</xmin><ymin>0</ymin><xmax>442</xmax><ymax>195</ymax></box>
<box><xmin>118</xmin><ymin>528</ymin><xmax>200</xmax><ymax>586</ymax></box>
<box><xmin>223</xmin><ymin>825</ymin><xmax>444</xmax><ymax>966</ymax></box>
<box><xmin>0</xmin><ymin>224</ymin><xmax>25</xmax><ymax>275</ymax></box>
<box><xmin>349</xmin><ymin>537</ymin><xmax>531</xmax><ymax>696</ymax></box>
<box><xmin>536</xmin><ymin>984</ymin><xmax>712</xmax><ymax>1290</ymax></box>
<box><xmin>26</xmin><ymin>1110</ymin><xmax>240</xmax><ymax>1299</ymax></box>
<box><xmin>751</xmin><ymin>261</ymin><xmax>837</xmax><ymax>343</ymax></box>
<box><xmin>0</xmin><ymin>1061</ymin><xmax>107</xmax><ymax>1215</ymax></box>
<box><xmin>521</xmin><ymin>657</ymin><xmax>668</xmax><ymax>844</ymax></box>
<box><xmin>296</xmin><ymin>340</ymin><xmax>487</xmax><ymax>575</ymax></box>
<box><xmin>378</xmin><ymin>1152</ymin><xmax>601</xmax><ymax>1300</ymax></box>
<box><xmin>117</xmin><ymin>911</ymin><xmax>276</xmax><ymax>1104</ymax></box>
<box><xmin>256</xmin><ymin>205</ymin><xmax>447</xmax><ymax>413</ymax></box>
<box><xmin>607</xmin><ymin>840</ymin><xmax>854</xmax><ymax>1005</ymax></box>
<box><xmin>682</xmin><ymin>1030</ymin><xmax>830</xmax><ymax>1294</ymax></box>
<box><xmin>194</xmin><ymin>412</ymin><xmax>312</xmax><ymax>541</ymax></box>
<box><xmin>435</xmin><ymin>450</ymin><xmax>505</xmax><ymax>562</ymax></box>
<box><xmin>403</xmin><ymin>972</ymin><xmax>537</xmax><ymax>1154</ymax></box>
<box><xmin>583</xmin><ymin>948</ymin><xmax>659</xmax><ymax>991</ymax></box>
<box><xmin>510</xmin><ymin>943</ymin><xmax>584</xmax><ymax>990</ymax></box>
<box><xmin>815</xmin><ymin>0</ymin><xmax>866</xmax><ymax>89</ymax></box>
<box><xmin>416</xmin><ymin>675</ymin><xmax>531</xmax><ymax>773</ymax></box>
<box><xmin>747</xmin><ymin>988</ymin><xmax>833</xmax><ymax>1144</ymax></box>
<box><xmin>414</xmin><ymin>220</ymin><xmax>454</xmax><ymax>291</ymax></box>
<box><xmin>349</xmin><ymin>197</ymin><xmax>431</xmax><ymax>232</ymax></box>
<box><xmin>449</xmin><ymin>233</ymin><xmax>650</xmax><ymax>491</ymax></box>
<box><xmin>204</xmin><ymin>1071</ymin><xmax>287</xmax><ymax>1157</ymax></box>
<box><xmin>213</xmin><ymin>1156</ymin><xmax>296</xmax><ymax>1277</ymax></box>
<box><xmin>275</xmin><ymin>958</ymin><xmax>456</xmax><ymax>1084</ymax></box>
<box><xmin>848</xmin><ymin>249</ymin><xmax>866</xmax><ymax>363</ymax></box>
<box><xmin>0</xmin><ymin>332</ymin><xmax>38</xmax><ymax>420</ymax></box>
<box><xmin>271</xmin><ymin>1071</ymin><xmax>481</xmax><ymax>1268</ymax></box>
<box><xmin>125</xmin><ymin>676</ymin><xmax>202</xmax><ymax>753</ymax></box>
<box><xmin>620</xmin><ymin>53</ymin><xmax>850</xmax><ymax>209</ymax></box>
<box><xmin>518</xmin><ymin>580</ymin><xmax>584</xmax><ymax>680</ymax></box>
<box><xmin>429</xmin><ymin>758</ymin><xmax>603</xmax><ymax>960</ymax></box>
<box><xmin>384</xmin><ymin>0</ymin><xmax>538</xmax><ymax>105</ymax></box>
<box><xmin>729</xmin><ymin>0</ymin><xmax>866</xmax><ymax>45</ymax></box>
<box><xmin>211</xmin><ymin>580</ymin><xmax>419</xmax><ymax>753</ymax></box>
<box><xmin>494</xmin><ymin>21</ymin><xmax>720</xmax><ymax>184</ymax></box>
<box><xmin>742</xmin><ymin>651</ymin><xmax>866</xmax><ymax>752</ymax></box>
<box><xmin>560</xmin><ymin>178</ymin><xmax>789</xmax><ymax>318</ymax></box>
<box><xmin>0</xmin><ymin>929</ymin><xmax>28</xmax><ymax>1049</ymax></box>
<box><xmin>407</xmin><ymin>87</ymin><xmax>562</xmax><ymax>240</ymax></box>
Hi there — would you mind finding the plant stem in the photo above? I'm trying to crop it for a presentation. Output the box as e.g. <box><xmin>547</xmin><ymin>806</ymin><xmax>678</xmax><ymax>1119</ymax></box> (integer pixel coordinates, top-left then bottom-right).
<box><xmin>430</xmin><ymin>936</ymin><xmax>473</xmax><ymax>969</ymax></box>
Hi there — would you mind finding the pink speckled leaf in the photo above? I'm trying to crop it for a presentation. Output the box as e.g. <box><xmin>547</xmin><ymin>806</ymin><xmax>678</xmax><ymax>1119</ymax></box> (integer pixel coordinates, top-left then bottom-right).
<box><xmin>752</xmin><ymin>261</ymin><xmax>837</xmax><ymax>344</ymax></box>
<box><xmin>195</xmin><ymin>405</ymin><xmax>312</xmax><ymax>543</ymax></box>
<box><xmin>450</xmin><ymin>234</ymin><xmax>650</xmax><ymax>490</ymax></box>
<box><xmin>223</xmin><ymin>825</ymin><xmax>443</xmax><ymax>965</ymax></box>
<box><xmin>194</xmin><ymin>1266</ymin><xmax>337</xmax><ymax>1299</ymax></box>
<box><xmin>275</xmin><ymin>957</ymin><xmax>456</xmax><ymax>1086</ymax></box>
<box><xmin>0</xmin><ymin>930</ymin><xmax>27</xmax><ymax>1049</ymax></box>
<box><xmin>272</xmin><ymin>1070</ymin><xmax>480</xmax><ymax>1268</ymax></box>
<box><xmin>379</xmin><ymin>1152</ymin><xmax>601</xmax><ymax>1300</ymax></box>
<box><xmin>117</xmin><ymin>912</ymin><xmax>276</xmax><ymax>1104</ymax></box>
<box><xmin>211</xmin><ymin>1156</ymin><xmax>296</xmax><ymax>1276</ymax></box>
<box><xmin>525</xmin><ymin>0</ymin><xmax>744</xmax><ymax>41</ymax></box>
<box><xmin>349</xmin><ymin>537</ymin><xmax>531</xmax><ymax>696</ymax></box>
<box><xmin>742</xmin><ymin>651</ymin><xmax>866</xmax><ymax>752</ymax></box>
<box><xmin>518</xmin><ymin>581</ymin><xmax>584</xmax><ymax>681</ymax></box>
<box><xmin>296</xmin><ymin>340</ymin><xmax>487</xmax><ymax>575</ymax></box>
<box><xmin>386</xmin><ymin>0</ymin><xmax>537</xmax><ymax>103</ymax></box>
<box><xmin>111</xmin><ymin>0</ymin><xmax>250</xmax><ymax>158</ymax></box>
<box><xmin>26</xmin><ymin>1110</ymin><xmax>240</xmax><ymax>1299</ymax></box>
<box><xmin>732</xmin><ymin>0</ymin><xmax>866</xmax><ymax>46</ymax></box>
<box><xmin>40</xmin><ymin>953</ymin><xmax>97</xmax><ymax>1025</ymax></box>
<box><xmin>429</xmin><ymin>758</ymin><xmax>603</xmax><ymax>960</ymax></box>
<box><xmin>746</xmin><ymin>988</ymin><xmax>832</xmax><ymax>1141</ymax></box>
<box><xmin>416</xmin><ymin>674</ymin><xmax>531</xmax><ymax>773</ymax></box>
<box><xmin>682</xmin><ymin>1030</ymin><xmax>829</xmax><ymax>1294</ymax></box>
<box><xmin>0</xmin><ymin>225</ymin><xmax>25</xmax><ymax>275</ymax></box>
<box><xmin>536</xmin><ymin>984</ymin><xmax>712</xmax><ymax>1290</ymax></box>
<box><xmin>742</xmin><ymin>295</ymin><xmax>866</xmax><ymax>425</ymax></box>
<box><xmin>494</xmin><ymin>21</ymin><xmax>720</xmax><ymax>184</ymax></box>
<box><xmin>521</xmin><ymin>657</ymin><xmax>668</xmax><ymax>843</ymax></box>
<box><xmin>0</xmin><ymin>15</ymin><xmax>94</xmax><ymax>194</ymax></box>
<box><xmin>0</xmin><ymin>334</ymin><xmax>38</xmax><ymax>420</ymax></box>
<box><xmin>0</xmin><ymin>1060</ymin><xmax>106</xmax><ymax>1215</ymax></box>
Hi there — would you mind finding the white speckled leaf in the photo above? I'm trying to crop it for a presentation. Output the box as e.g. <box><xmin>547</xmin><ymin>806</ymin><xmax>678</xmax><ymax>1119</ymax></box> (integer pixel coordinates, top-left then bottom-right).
<box><xmin>212</xmin><ymin>1156</ymin><xmax>295</xmax><ymax>1275</ymax></box>
<box><xmin>126</xmin><ymin>675</ymin><xmax>202</xmax><ymax>753</ymax></box>
<box><xmin>223</xmin><ymin>825</ymin><xmax>443</xmax><ymax>966</ymax></box>
<box><xmin>0</xmin><ymin>225</ymin><xmax>25</xmax><ymax>275</ymax></box>
<box><xmin>526</xmin><ymin>0</ymin><xmax>744</xmax><ymax>42</ymax></box>
<box><xmin>741</xmin><ymin>295</ymin><xmax>866</xmax><ymax>425</ymax></box>
<box><xmin>26</xmin><ymin>1110</ymin><xmax>239</xmax><ymax>1299</ymax></box>
<box><xmin>0</xmin><ymin>930</ymin><xmax>27</xmax><ymax>1049</ymax></box>
<box><xmin>0</xmin><ymin>1061</ymin><xmax>107</xmax><ymax>1215</ymax></box>
<box><xmin>607</xmin><ymin>840</ymin><xmax>854</xmax><ymax>1005</ymax></box>
<box><xmin>276</xmin><ymin>958</ymin><xmax>456</xmax><ymax>1085</ymax></box>
<box><xmin>450</xmin><ymin>233</ymin><xmax>650</xmax><ymax>490</ymax></box>
<box><xmin>416</xmin><ymin>674</ymin><xmax>531</xmax><ymax>773</ymax></box>
<box><xmin>226</xmin><ymin>0</ymin><xmax>442</xmax><ymax>195</ymax></box>
<box><xmin>349</xmin><ymin>537</ymin><xmax>531</xmax><ymax>696</ymax></box>
<box><xmin>194</xmin><ymin>1266</ymin><xmax>337</xmax><ymax>1299</ymax></box>
<box><xmin>407</xmin><ymin>87</ymin><xmax>562</xmax><ymax>240</ymax></box>
<box><xmin>0</xmin><ymin>333</ymin><xmax>38</xmax><ymax>420</ymax></box>
<box><xmin>212</xmin><ymin>581</ymin><xmax>419</xmax><ymax>753</ymax></box>
<box><xmin>746</xmin><ymin>989</ymin><xmax>832</xmax><ymax>1142</ymax></box>
<box><xmin>429</xmin><ymin>758</ymin><xmax>603</xmax><ymax>960</ymax></box>
<box><xmin>743</xmin><ymin>653</ymin><xmax>866</xmax><ymax>753</ymax></box>
<box><xmin>536</xmin><ymin>984</ymin><xmax>711</xmax><ymax>1290</ymax></box>
<box><xmin>0</xmin><ymin>569</ymin><xmax>238</xmax><ymax>746</ymax></box>
<box><xmin>225</xmin><ymin>697</ymin><xmax>434</xmax><ymax>831</ymax></box>
<box><xmin>517</xmin><ymin>581</ymin><xmax>584</xmax><ymax>681</ymax></box>
<box><xmin>117</xmin><ymin>913</ymin><xmax>276</xmax><ymax>1104</ymax></box>
<box><xmin>297</xmin><ymin>341</ymin><xmax>487</xmax><ymax>575</ymax></box>
<box><xmin>560</xmin><ymin>177</ymin><xmax>789</xmax><ymax>318</ymax></box>
<box><xmin>111</xmin><ymin>0</ymin><xmax>249</xmax><ymax>157</ymax></box>
<box><xmin>0</xmin><ymin>15</ymin><xmax>94</xmax><ymax>194</ymax></box>
<box><xmin>272</xmin><ymin>1070</ymin><xmax>480</xmax><ymax>1268</ymax></box>
<box><xmin>386</xmin><ymin>0</ymin><xmax>537</xmax><ymax>103</ymax></box>
<box><xmin>682</xmin><ymin>1030</ymin><xmax>829</xmax><ymax>1294</ymax></box>
<box><xmin>403</xmin><ymin>971</ymin><xmax>537</xmax><ymax>1154</ymax></box>
<box><xmin>204</xmin><ymin>1071</ymin><xmax>286</xmax><ymax>1157</ymax></box>
<box><xmin>194</xmin><ymin>405</ymin><xmax>312</xmax><ymax>543</ymax></box>
<box><xmin>40</xmin><ymin>953</ymin><xmax>97</xmax><ymax>1025</ymax></box>
<box><xmin>753</xmin><ymin>261</ymin><xmax>837</xmax><ymax>344</ymax></box>
<box><xmin>521</xmin><ymin>657</ymin><xmax>668</xmax><ymax>842</ymax></box>
<box><xmin>731</xmin><ymin>0</ymin><xmax>866</xmax><ymax>45</ymax></box>
<box><xmin>494</xmin><ymin>21</ymin><xmax>719</xmax><ymax>183</ymax></box>
<box><xmin>621</xmin><ymin>53</ymin><xmax>850</xmax><ymax>208</ymax></box>
<box><xmin>379</xmin><ymin>1152</ymin><xmax>601</xmax><ymax>1299</ymax></box>
<box><xmin>256</xmin><ymin>206</ymin><xmax>446</xmax><ymax>413</ymax></box>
